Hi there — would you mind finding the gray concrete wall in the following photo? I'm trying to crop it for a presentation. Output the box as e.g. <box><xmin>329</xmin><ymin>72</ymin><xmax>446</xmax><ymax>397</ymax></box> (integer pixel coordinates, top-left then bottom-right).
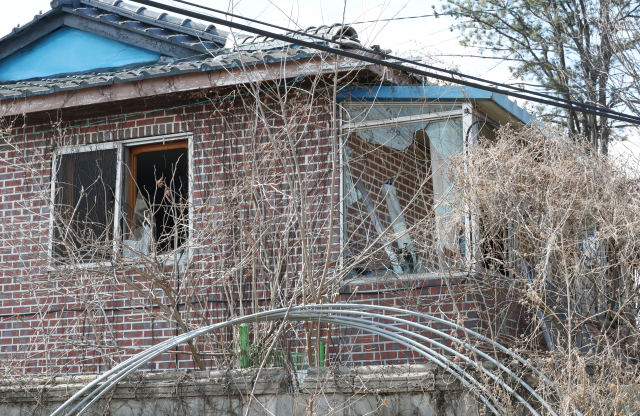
<box><xmin>0</xmin><ymin>365</ymin><xmax>480</xmax><ymax>416</ymax></box>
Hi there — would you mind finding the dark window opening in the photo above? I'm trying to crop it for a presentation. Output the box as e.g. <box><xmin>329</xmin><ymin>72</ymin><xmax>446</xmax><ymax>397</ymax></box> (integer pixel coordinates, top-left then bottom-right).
<box><xmin>124</xmin><ymin>141</ymin><xmax>189</xmax><ymax>256</ymax></box>
<box><xmin>479</xmin><ymin>218</ymin><xmax>509</xmax><ymax>276</ymax></box>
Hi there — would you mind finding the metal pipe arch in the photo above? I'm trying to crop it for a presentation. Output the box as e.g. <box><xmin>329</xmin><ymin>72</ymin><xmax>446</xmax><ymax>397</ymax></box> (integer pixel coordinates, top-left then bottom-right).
<box><xmin>64</xmin><ymin>313</ymin><xmax>509</xmax><ymax>416</ymax></box>
<box><xmin>50</xmin><ymin>304</ymin><xmax>571</xmax><ymax>416</ymax></box>
<box><xmin>296</xmin><ymin>307</ymin><xmax>556</xmax><ymax>415</ymax></box>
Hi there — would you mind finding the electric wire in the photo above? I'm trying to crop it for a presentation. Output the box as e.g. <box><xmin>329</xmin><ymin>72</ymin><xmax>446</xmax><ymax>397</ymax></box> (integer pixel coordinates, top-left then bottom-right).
<box><xmin>0</xmin><ymin>0</ymin><xmax>630</xmax><ymax>123</ymax></box>
<box><xmin>1</xmin><ymin>1</ymin><xmax>633</xmax><ymax>125</ymax></box>
<box><xmin>155</xmin><ymin>0</ymin><xmax>640</xmax><ymax>124</ymax></box>
<box><xmin>346</xmin><ymin>0</ymin><xmax>568</xmax><ymax>24</ymax></box>
<box><xmin>173</xmin><ymin>0</ymin><xmax>635</xmax><ymax>121</ymax></box>
<box><xmin>1</xmin><ymin>3</ymin><xmax>634</xmax><ymax>139</ymax></box>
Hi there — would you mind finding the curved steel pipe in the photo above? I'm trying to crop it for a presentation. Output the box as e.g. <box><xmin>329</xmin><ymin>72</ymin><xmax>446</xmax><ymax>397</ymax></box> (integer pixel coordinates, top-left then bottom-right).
<box><xmin>50</xmin><ymin>304</ymin><xmax>572</xmax><ymax>416</ymax></box>
<box><xmin>74</xmin><ymin>314</ymin><xmax>508</xmax><ymax>416</ymax></box>
<box><xmin>299</xmin><ymin>306</ymin><xmax>558</xmax><ymax>416</ymax></box>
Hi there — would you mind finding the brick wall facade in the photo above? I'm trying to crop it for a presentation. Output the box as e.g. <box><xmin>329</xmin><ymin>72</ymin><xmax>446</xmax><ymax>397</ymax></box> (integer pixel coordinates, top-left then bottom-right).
<box><xmin>0</xmin><ymin>89</ymin><xmax>527</xmax><ymax>376</ymax></box>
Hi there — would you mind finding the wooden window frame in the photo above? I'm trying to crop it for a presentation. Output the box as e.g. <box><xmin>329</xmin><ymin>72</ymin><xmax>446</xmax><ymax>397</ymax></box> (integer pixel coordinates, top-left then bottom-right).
<box><xmin>126</xmin><ymin>140</ymin><xmax>188</xmax><ymax>235</ymax></box>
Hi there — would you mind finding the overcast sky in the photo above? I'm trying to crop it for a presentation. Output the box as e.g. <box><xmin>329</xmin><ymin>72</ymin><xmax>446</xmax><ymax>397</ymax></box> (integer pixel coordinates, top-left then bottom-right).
<box><xmin>1</xmin><ymin>0</ymin><xmax>638</xmax><ymax>158</ymax></box>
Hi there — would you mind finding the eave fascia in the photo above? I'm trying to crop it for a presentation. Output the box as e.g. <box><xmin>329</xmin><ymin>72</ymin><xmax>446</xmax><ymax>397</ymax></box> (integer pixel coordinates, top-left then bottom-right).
<box><xmin>338</xmin><ymin>85</ymin><xmax>534</xmax><ymax>125</ymax></box>
<box><xmin>0</xmin><ymin>56</ymin><xmax>368</xmax><ymax>117</ymax></box>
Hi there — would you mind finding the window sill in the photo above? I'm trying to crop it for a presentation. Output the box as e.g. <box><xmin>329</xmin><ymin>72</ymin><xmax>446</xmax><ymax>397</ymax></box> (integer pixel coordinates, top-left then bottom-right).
<box><xmin>342</xmin><ymin>270</ymin><xmax>468</xmax><ymax>286</ymax></box>
<box><xmin>47</xmin><ymin>250</ymin><xmax>189</xmax><ymax>272</ymax></box>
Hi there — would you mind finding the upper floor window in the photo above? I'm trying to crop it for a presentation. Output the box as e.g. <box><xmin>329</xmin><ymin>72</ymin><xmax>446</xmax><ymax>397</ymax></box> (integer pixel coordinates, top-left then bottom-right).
<box><xmin>341</xmin><ymin>104</ymin><xmax>464</xmax><ymax>277</ymax></box>
<box><xmin>51</xmin><ymin>135</ymin><xmax>191</xmax><ymax>264</ymax></box>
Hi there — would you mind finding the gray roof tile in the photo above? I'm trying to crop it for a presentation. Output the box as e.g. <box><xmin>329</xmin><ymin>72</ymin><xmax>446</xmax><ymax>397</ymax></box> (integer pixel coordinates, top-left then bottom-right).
<box><xmin>0</xmin><ymin>48</ymin><xmax>323</xmax><ymax>99</ymax></box>
<box><xmin>0</xmin><ymin>0</ymin><xmax>229</xmax><ymax>56</ymax></box>
<box><xmin>0</xmin><ymin>1</ymin><xmax>372</xmax><ymax>101</ymax></box>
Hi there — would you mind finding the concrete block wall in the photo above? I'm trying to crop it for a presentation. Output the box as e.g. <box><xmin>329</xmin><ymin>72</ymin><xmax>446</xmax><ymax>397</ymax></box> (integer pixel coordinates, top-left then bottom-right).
<box><xmin>0</xmin><ymin>365</ymin><xmax>482</xmax><ymax>416</ymax></box>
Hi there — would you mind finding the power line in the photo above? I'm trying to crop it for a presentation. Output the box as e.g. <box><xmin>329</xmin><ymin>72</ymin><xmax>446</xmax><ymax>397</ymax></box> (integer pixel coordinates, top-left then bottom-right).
<box><xmin>347</xmin><ymin>0</ymin><xmax>568</xmax><ymax>25</ymax></box>
<box><xmin>166</xmin><ymin>0</ymin><xmax>627</xmax><ymax>120</ymax></box>
<box><xmin>390</xmin><ymin>27</ymin><xmax>451</xmax><ymax>48</ymax></box>
<box><xmin>130</xmin><ymin>0</ymin><xmax>640</xmax><ymax>125</ymax></box>
<box><xmin>164</xmin><ymin>0</ymin><xmax>638</xmax><ymax>123</ymax></box>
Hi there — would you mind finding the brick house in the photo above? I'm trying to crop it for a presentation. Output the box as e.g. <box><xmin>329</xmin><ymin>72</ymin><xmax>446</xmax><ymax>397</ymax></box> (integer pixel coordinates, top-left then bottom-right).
<box><xmin>0</xmin><ymin>0</ymin><xmax>533</xmax><ymax>376</ymax></box>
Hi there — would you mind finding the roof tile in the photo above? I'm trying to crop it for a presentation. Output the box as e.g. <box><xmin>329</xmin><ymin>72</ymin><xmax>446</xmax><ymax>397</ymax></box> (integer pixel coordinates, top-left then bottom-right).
<box><xmin>0</xmin><ymin>2</ymin><xmax>370</xmax><ymax>101</ymax></box>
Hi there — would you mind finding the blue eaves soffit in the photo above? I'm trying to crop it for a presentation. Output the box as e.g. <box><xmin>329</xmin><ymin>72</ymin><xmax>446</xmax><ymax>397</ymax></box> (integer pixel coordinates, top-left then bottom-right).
<box><xmin>0</xmin><ymin>27</ymin><xmax>161</xmax><ymax>83</ymax></box>
<box><xmin>338</xmin><ymin>85</ymin><xmax>535</xmax><ymax>125</ymax></box>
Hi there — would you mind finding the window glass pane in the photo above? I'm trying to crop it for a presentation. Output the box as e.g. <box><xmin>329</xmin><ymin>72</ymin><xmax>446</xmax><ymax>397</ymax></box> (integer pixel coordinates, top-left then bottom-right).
<box><xmin>426</xmin><ymin>119</ymin><xmax>463</xmax><ymax>254</ymax></box>
<box><xmin>344</xmin><ymin>126</ymin><xmax>431</xmax><ymax>276</ymax></box>
<box><xmin>53</xmin><ymin>149</ymin><xmax>117</xmax><ymax>262</ymax></box>
<box><xmin>426</xmin><ymin>119</ymin><xmax>463</xmax><ymax>215</ymax></box>
<box><xmin>343</xmin><ymin>118</ymin><xmax>463</xmax><ymax>276</ymax></box>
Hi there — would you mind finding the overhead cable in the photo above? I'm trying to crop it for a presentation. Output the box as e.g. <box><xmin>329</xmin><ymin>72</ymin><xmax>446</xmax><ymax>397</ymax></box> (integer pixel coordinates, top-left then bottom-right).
<box><xmin>154</xmin><ymin>0</ymin><xmax>640</xmax><ymax>124</ymax></box>
<box><xmin>347</xmin><ymin>0</ymin><xmax>568</xmax><ymax>25</ymax></box>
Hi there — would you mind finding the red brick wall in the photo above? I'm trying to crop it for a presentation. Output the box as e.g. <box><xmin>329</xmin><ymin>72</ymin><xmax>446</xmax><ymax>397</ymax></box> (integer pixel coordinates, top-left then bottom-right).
<box><xmin>0</xmin><ymin>93</ymin><xmax>527</xmax><ymax>376</ymax></box>
<box><xmin>0</xmin><ymin>93</ymin><xmax>339</xmax><ymax>374</ymax></box>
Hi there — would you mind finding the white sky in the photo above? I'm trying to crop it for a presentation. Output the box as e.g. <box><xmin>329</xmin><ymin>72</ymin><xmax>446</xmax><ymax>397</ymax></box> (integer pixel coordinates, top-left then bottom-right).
<box><xmin>1</xmin><ymin>0</ymin><xmax>638</xmax><ymax>158</ymax></box>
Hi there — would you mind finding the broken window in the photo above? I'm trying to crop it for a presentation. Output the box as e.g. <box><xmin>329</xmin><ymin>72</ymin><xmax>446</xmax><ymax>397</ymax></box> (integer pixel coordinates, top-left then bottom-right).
<box><xmin>342</xmin><ymin>105</ymin><xmax>463</xmax><ymax>276</ymax></box>
<box><xmin>51</xmin><ymin>136</ymin><xmax>190</xmax><ymax>263</ymax></box>
<box><xmin>123</xmin><ymin>141</ymin><xmax>189</xmax><ymax>256</ymax></box>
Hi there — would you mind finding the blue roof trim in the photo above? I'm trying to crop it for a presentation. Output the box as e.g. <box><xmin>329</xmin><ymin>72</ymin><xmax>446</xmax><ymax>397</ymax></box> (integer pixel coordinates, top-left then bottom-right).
<box><xmin>338</xmin><ymin>85</ymin><xmax>534</xmax><ymax>124</ymax></box>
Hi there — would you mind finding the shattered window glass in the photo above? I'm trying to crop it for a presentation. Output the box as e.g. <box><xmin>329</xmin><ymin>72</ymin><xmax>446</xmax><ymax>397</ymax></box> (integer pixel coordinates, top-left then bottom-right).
<box><xmin>123</xmin><ymin>192</ymin><xmax>155</xmax><ymax>257</ymax></box>
<box><xmin>343</xmin><ymin>106</ymin><xmax>463</xmax><ymax>277</ymax></box>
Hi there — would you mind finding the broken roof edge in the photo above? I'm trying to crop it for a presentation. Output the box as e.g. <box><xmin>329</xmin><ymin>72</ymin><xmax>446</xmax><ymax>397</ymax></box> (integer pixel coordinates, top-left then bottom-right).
<box><xmin>337</xmin><ymin>85</ymin><xmax>535</xmax><ymax>125</ymax></box>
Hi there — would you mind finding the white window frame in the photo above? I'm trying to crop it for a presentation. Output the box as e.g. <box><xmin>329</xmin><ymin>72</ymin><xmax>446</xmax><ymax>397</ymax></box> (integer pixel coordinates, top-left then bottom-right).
<box><xmin>340</xmin><ymin>103</ymin><xmax>466</xmax><ymax>277</ymax></box>
<box><xmin>48</xmin><ymin>133</ymin><xmax>193</xmax><ymax>269</ymax></box>
<box><xmin>342</xmin><ymin>106</ymin><xmax>464</xmax><ymax>131</ymax></box>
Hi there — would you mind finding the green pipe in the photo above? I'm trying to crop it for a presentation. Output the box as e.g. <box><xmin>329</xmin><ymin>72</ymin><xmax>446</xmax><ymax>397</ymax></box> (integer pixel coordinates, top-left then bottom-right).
<box><xmin>239</xmin><ymin>323</ymin><xmax>249</xmax><ymax>368</ymax></box>
<box><xmin>319</xmin><ymin>341</ymin><xmax>325</xmax><ymax>367</ymax></box>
